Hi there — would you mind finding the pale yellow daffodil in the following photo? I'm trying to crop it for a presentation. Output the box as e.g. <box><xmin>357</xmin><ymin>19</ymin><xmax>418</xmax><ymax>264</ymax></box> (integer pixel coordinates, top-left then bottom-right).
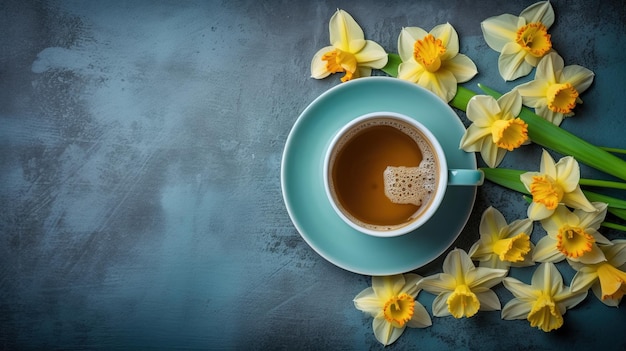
<box><xmin>570</xmin><ymin>240</ymin><xmax>626</xmax><ymax>307</ymax></box>
<box><xmin>501</xmin><ymin>262</ymin><xmax>587</xmax><ymax>332</ymax></box>
<box><xmin>516</xmin><ymin>52</ymin><xmax>595</xmax><ymax>126</ymax></box>
<box><xmin>397</xmin><ymin>23</ymin><xmax>478</xmax><ymax>102</ymax></box>
<box><xmin>469</xmin><ymin>206</ymin><xmax>534</xmax><ymax>269</ymax></box>
<box><xmin>417</xmin><ymin>248</ymin><xmax>507</xmax><ymax>318</ymax></box>
<box><xmin>534</xmin><ymin>202</ymin><xmax>611</xmax><ymax>264</ymax></box>
<box><xmin>311</xmin><ymin>9</ymin><xmax>388</xmax><ymax>82</ymax></box>
<box><xmin>481</xmin><ymin>1</ymin><xmax>555</xmax><ymax>81</ymax></box>
<box><xmin>459</xmin><ymin>90</ymin><xmax>528</xmax><ymax>168</ymax></box>
<box><xmin>353</xmin><ymin>273</ymin><xmax>432</xmax><ymax>346</ymax></box>
<box><xmin>520</xmin><ymin>149</ymin><xmax>596</xmax><ymax>221</ymax></box>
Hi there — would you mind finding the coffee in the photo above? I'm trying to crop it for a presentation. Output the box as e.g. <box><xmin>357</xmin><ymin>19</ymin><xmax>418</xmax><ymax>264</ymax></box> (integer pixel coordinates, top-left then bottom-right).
<box><xmin>328</xmin><ymin>117</ymin><xmax>439</xmax><ymax>231</ymax></box>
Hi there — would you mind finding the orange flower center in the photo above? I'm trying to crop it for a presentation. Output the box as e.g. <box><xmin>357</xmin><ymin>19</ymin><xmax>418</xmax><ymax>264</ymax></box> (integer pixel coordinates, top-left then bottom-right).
<box><xmin>530</xmin><ymin>175</ymin><xmax>563</xmax><ymax>210</ymax></box>
<box><xmin>516</xmin><ymin>22</ymin><xmax>552</xmax><ymax>57</ymax></box>
<box><xmin>383</xmin><ymin>293</ymin><xmax>415</xmax><ymax>328</ymax></box>
<box><xmin>413</xmin><ymin>34</ymin><xmax>446</xmax><ymax>72</ymax></box>
<box><xmin>322</xmin><ymin>49</ymin><xmax>357</xmax><ymax>82</ymax></box>
<box><xmin>556</xmin><ymin>225</ymin><xmax>595</xmax><ymax>258</ymax></box>
<box><xmin>491</xmin><ymin>118</ymin><xmax>529</xmax><ymax>151</ymax></box>
<box><xmin>546</xmin><ymin>83</ymin><xmax>579</xmax><ymax>114</ymax></box>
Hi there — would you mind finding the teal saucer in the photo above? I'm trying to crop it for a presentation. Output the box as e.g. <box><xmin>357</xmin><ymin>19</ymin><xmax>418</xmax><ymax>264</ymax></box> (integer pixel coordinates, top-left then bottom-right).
<box><xmin>281</xmin><ymin>77</ymin><xmax>477</xmax><ymax>275</ymax></box>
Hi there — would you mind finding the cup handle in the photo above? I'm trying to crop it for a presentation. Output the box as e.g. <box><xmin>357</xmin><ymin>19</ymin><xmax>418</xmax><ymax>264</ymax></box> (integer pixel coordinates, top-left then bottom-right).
<box><xmin>448</xmin><ymin>169</ymin><xmax>484</xmax><ymax>186</ymax></box>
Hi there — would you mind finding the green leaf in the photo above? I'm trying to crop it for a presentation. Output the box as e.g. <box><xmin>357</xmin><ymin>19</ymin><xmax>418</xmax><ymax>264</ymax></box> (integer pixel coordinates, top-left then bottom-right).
<box><xmin>381</xmin><ymin>53</ymin><xmax>401</xmax><ymax>78</ymax></box>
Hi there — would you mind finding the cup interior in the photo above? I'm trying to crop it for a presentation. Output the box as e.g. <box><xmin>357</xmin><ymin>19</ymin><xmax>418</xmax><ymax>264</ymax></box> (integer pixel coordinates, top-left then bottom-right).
<box><xmin>324</xmin><ymin>112</ymin><xmax>448</xmax><ymax>237</ymax></box>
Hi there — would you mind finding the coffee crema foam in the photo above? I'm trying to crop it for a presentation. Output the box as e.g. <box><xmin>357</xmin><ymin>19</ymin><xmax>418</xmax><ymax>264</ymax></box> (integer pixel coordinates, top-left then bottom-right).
<box><xmin>329</xmin><ymin>117</ymin><xmax>439</xmax><ymax>232</ymax></box>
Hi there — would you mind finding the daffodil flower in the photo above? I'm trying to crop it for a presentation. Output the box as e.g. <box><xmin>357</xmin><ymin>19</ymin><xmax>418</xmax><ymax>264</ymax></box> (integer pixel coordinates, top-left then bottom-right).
<box><xmin>469</xmin><ymin>206</ymin><xmax>534</xmax><ymax>269</ymax></box>
<box><xmin>459</xmin><ymin>90</ymin><xmax>528</xmax><ymax>168</ymax></box>
<box><xmin>534</xmin><ymin>202</ymin><xmax>611</xmax><ymax>264</ymax></box>
<box><xmin>481</xmin><ymin>1</ymin><xmax>555</xmax><ymax>81</ymax></box>
<box><xmin>417</xmin><ymin>248</ymin><xmax>507</xmax><ymax>318</ymax></box>
<box><xmin>311</xmin><ymin>9</ymin><xmax>388</xmax><ymax>82</ymax></box>
<box><xmin>501</xmin><ymin>262</ymin><xmax>587</xmax><ymax>332</ymax></box>
<box><xmin>515</xmin><ymin>52</ymin><xmax>595</xmax><ymax>126</ymax></box>
<box><xmin>397</xmin><ymin>23</ymin><xmax>477</xmax><ymax>102</ymax></box>
<box><xmin>520</xmin><ymin>149</ymin><xmax>596</xmax><ymax>221</ymax></box>
<box><xmin>570</xmin><ymin>240</ymin><xmax>626</xmax><ymax>307</ymax></box>
<box><xmin>353</xmin><ymin>273</ymin><xmax>431</xmax><ymax>346</ymax></box>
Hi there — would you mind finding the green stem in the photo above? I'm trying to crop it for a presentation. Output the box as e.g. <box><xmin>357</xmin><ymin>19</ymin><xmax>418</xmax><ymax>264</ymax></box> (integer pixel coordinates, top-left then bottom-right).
<box><xmin>601</xmin><ymin>147</ymin><xmax>626</xmax><ymax>155</ymax></box>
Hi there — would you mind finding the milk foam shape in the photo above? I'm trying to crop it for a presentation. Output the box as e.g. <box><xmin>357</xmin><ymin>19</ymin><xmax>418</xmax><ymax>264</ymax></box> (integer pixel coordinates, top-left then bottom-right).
<box><xmin>383</xmin><ymin>163</ymin><xmax>437</xmax><ymax>216</ymax></box>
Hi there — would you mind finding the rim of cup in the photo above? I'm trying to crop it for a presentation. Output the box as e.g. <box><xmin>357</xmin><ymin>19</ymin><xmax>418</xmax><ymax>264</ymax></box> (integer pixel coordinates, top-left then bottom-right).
<box><xmin>323</xmin><ymin>111</ymin><xmax>449</xmax><ymax>238</ymax></box>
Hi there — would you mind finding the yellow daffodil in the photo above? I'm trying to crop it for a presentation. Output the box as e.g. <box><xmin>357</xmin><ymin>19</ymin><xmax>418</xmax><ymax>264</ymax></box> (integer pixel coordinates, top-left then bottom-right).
<box><xmin>534</xmin><ymin>202</ymin><xmax>611</xmax><ymax>264</ymax></box>
<box><xmin>520</xmin><ymin>149</ymin><xmax>596</xmax><ymax>221</ymax></box>
<box><xmin>459</xmin><ymin>90</ymin><xmax>528</xmax><ymax>168</ymax></box>
<box><xmin>501</xmin><ymin>262</ymin><xmax>587</xmax><ymax>332</ymax></box>
<box><xmin>515</xmin><ymin>52</ymin><xmax>595</xmax><ymax>126</ymax></box>
<box><xmin>311</xmin><ymin>9</ymin><xmax>388</xmax><ymax>82</ymax></box>
<box><xmin>397</xmin><ymin>23</ymin><xmax>478</xmax><ymax>102</ymax></box>
<box><xmin>481</xmin><ymin>1</ymin><xmax>555</xmax><ymax>81</ymax></box>
<box><xmin>570</xmin><ymin>240</ymin><xmax>626</xmax><ymax>307</ymax></box>
<box><xmin>417</xmin><ymin>248</ymin><xmax>507</xmax><ymax>318</ymax></box>
<box><xmin>353</xmin><ymin>273</ymin><xmax>431</xmax><ymax>346</ymax></box>
<box><xmin>469</xmin><ymin>206</ymin><xmax>534</xmax><ymax>269</ymax></box>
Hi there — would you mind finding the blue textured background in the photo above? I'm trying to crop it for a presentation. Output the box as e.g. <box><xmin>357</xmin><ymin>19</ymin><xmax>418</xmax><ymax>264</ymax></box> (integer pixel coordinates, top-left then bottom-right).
<box><xmin>1</xmin><ymin>0</ymin><xmax>625</xmax><ymax>349</ymax></box>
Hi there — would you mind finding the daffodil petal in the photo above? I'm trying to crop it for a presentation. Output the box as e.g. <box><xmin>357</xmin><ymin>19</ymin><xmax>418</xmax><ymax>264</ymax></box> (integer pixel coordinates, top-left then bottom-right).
<box><xmin>401</xmin><ymin>273</ymin><xmax>422</xmax><ymax>297</ymax></box>
<box><xmin>506</xmin><ymin>218</ymin><xmax>534</xmax><ymax>238</ymax></box>
<box><xmin>554</xmin><ymin>288</ymin><xmax>587</xmax><ymax>309</ymax></box>
<box><xmin>562</xmin><ymin>187</ymin><xmax>596</xmax><ymax>213</ymax></box>
<box><xmin>536</xmin><ymin>105</ymin><xmax>563</xmax><ymax>125</ymax></box>
<box><xmin>497</xmin><ymin>90</ymin><xmax>523</xmax><ymax>118</ymax></box>
<box><xmin>354</xmin><ymin>40</ymin><xmax>388</xmax><ymax>68</ymax></box>
<box><xmin>539</xmin><ymin>149</ymin><xmax>557</xmax><ymax>177</ymax></box>
<box><xmin>515</xmin><ymin>80</ymin><xmax>549</xmax><ymax>108</ymax></box>
<box><xmin>520</xmin><ymin>171</ymin><xmax>539</xmax><ymax>193</ymax></box>
<box><xmin>480</xmin><ymin>206</ymin><xmax>508</xmax><ymax>240</ymax></box>
<box><xmin>329</xmin><ymin>9</ymin><xmax>364</xmax><ymax>52</ymax></box>
<box><xmin>593</xmin><ymin>282</ymin><xmax>621</xmax><ymax>307</ymax></box>
<box><xmin>532</xmin><ymin>236</ymin><xmax>564</xmax><ymax>263</ymax></box>
<box><xmin>534</xmin><ymin>52</ymin><xmax>559</xmax><ymax>82</ymax></box>
<box><xmin>443</xmin><ymin>248</ymin><xmax>475</xmax><ymax>276</ymax></box>
<box><xmin>481</xmin><ymin>14</ymin><xmax>519</xmax><ymax>51</ymax></box>
<box><xmin>431</xmin><ymin>22</ymin><xmax>459</xmax><ymax>59</ymax></box>
<box><xmin>406</xmin><ymin>302</ymin><xmax>432</xmax><ymax>328</ymax></box>
<box><xmin>499</xmin><ymin>42</ymin><xmax>532</xmax><ymax>81</ymax></box>
<box><xmin>432</xmin><ymin>292</ymin><xmax>452</xmax><ymax>317</ymax></box>
<box><xmin>520</xmin><ymin>1</ymin><xmax>555</xmax><ymax>28</ymax></box>
<box><xmin>397</xmin><ymin>61</ymin><xmax>424</xmax><ymax>83</ymax></box>
<box><xmin>459</xmin><ymin>124</ymin><xmax>489</xmax><ymax>152</ymax></box>
<box><xmin>373</xmin><ymin>317</ymin><xmax>404</xmax><ymax>346</ymax></box>
<box><xmin>353</xmin><ymin>287</ymin><xmax>385</xmax><ymax>316</ymax></box>
<box><xmin>527</xmin><ymin>201</ymin><xmax>554</xmax><ymax>221</ymax></box>
<box><xmin>532</xmin><ymin>262</ymin><xmax>564</xmax><ymax>295</ymax></box>
<box><xmin>577</xmin><ymin>245</ymin><xmax>607</xmax><ymax>265</ymax></box>
<box><xmin>475</xmin><ymin>289</ymin><xmax>502</xmax><ymax>311</ymax></box>
<box><xmin>501</xmin><ymin>298</ymin><xmax>531</xmax><ymax>320</ymax></box>
<box><xmin>570</xmin><ymin>270</ymin><xmax>598</xmax><ymax>293</ymax></box>
<box><xmin>310</xmin><ymin>46</ymin><xmax>335</xmax><ymax>79</ymax></box>
<box><xmin>467</xmin><ymin>95</ymin><xmax>500</xmax><ymax>126</ymax></box>
<box><xmin>467</xmin><ymin>267</ymin><xmax>508</xmax><ymax>289</ymax></box>
<box><xmin>417</xmin><ymin>273</ymin><xmax>457</xmax><ymax>294</ymax></box>
<box><xmin>576</xmin><ymin>202</ymin><xmax>607</xmax><ymax>230</ymax></box>
<box><xmin>372</xmin><ymin>275</ymin><xmax>405</xmax><ymax>301</ymax></box>
<box><xmin>605</xmin><ymin>241</ymin><xmax>626</xmax><ymax>267</ymax></box>
<box><xmin>554</xmin><ymin>156</ymin><xmax>580</xmax><ymax>192</ymax></box>
<box><xmin>503</xmin><ymin>277</ymin><xmax>537</xmax><ymax>300</ymax></box>
<box><xmin>417</xmin><ymin>69</ymin><xmax>457</xmax><ymax>102</ymax></box>
<box><xmin>398</xmin><ymin>27</ymin><xmax>428</xmax><ymax>61</ymax></box>
<box><xmin>561</xmin><ymin>65</ymin><xmax>595</xmax><ymax>93</ymax></box>
<box><xmin>480</xmin><ymin>138</ymin><xmax>505</xmax><ymax>168</ymax></box>
<box><xmin>444</xmin><ymin>54</ymin><xmax>478</xmax><ymax>83</ymax></box>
